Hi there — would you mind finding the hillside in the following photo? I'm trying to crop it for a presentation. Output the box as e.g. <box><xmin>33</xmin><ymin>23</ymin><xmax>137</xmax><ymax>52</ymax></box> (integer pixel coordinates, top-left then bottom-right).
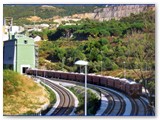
<box><xmin>3</xmin><ymin>70</ymin><xmax>50</xmax><ymax>115</ymax></box>
<box><xmin>35</xmin><ymin>9</ymin><xmax>155</xmax><ymax>97</ymax></box>
<box><xmin>3</xmin><ymin>4</ymin><xmax>154</xmax><ymax>26</ymax></box>
<box><xmin>3</xmin><ymin>5</ymin><xmax>101</xmax><ymax>19</ymax></box>
<box><xmin>34</xmin><ymin>10</ymin><xmax>155</xmax><ymax>97</ymax></box>
<box><xmin>3</xmin><ymin>4</ymin><xmax>103</xmax><ymax>25</ymax></box>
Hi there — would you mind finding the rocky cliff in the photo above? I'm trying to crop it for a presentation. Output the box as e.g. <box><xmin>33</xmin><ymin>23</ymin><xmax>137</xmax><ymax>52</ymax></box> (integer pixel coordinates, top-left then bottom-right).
<box><xmin>93</xmin><ymin>5</ymin><xmax>155</xmax><ymax>21</ymax></box>
<box><xmin>66</xmin><ymin>5</ymin><xmax>155</xmax><ymax>22</ymax></box>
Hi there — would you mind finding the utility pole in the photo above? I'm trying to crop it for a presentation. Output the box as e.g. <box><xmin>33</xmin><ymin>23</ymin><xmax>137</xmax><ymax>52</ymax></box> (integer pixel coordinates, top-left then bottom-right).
<box><xmin>101</xmin><ymin>61</ymin><xmax>102</xmax><ymax>75</ymax></box>
<box><xmin>123</xmin><ymin>61</ymin><xmax>126</xmax><ymax>78</ymax></box>
<box><xmin>62</xmin><ymin>57</ymin><xmax>65</xmax><ymax>71</ymax></box>
<box><xmin>101</xmin><ymin>50</ymin><xmax>103</xmax><ymax>75</ymax></box>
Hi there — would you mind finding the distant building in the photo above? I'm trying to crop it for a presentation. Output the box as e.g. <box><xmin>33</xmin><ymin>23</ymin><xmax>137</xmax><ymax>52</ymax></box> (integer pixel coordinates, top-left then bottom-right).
<box><xmin>34</xmin><ymin>36</ymin><xmax>42</xmax><ymax>42</ymax></box>
<box><xmin>24</xmin><ymin>24</ymin><xmax>49</xmax><ymax>32</ymax></box>
<box><xmin>3</xmin><ymin>34</ymin><xmax>37</xmax><ymax>74</ymax></box>
<box><xmin>3</xmin><ymin>26</ymin><xmax>24</xmax><ymax>41</ymax></box>
<box><xmin>3</xmin><ymin>17</ymin><xmax>24</xmax><ymax>41</ymax></box>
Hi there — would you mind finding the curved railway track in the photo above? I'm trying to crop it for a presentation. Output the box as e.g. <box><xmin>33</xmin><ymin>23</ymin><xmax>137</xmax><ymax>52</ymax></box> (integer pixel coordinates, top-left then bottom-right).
<box><xmin>135</xmin><ymin>97</ymin><xmax>148</xmax><ymax>116</ymax></box>
<box><xmin>95</xmin><ymin>88</ymin><xmax>125</xmax><ymax>116</ymax></box>
<box><xmin>55</xmin><ymin>78</ymin><xmax>128</xmax><ymax>116</ymax></box>
<box><xmin>40</xmin><ymin>78</ymin><xmax>75</xmax><ymax>116</ymax></box>
<box><xmin>92</xmin><ymin>85</ymin><xmax>149</xmax><ymax>116</ymax></box>
<box><xmin>103</xmin><ymin>89</ymin><xmax>126</xmax><ymax>116</ymax></box>
<box><xmin>129</xmin><ymin>96</ymin><xmax>138</xmax><ymax>115</ymax></box>
<box><xmin>35</xmin><ymin>76</ymin><xmax>153</xmax><ymax>116</ymax></box>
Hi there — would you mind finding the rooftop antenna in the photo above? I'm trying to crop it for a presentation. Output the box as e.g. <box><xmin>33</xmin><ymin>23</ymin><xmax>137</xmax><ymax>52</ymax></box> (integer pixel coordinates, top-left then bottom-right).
<box><xmin>4</xmin><ymin>17</ymin><xmax>13</xmax><ymax>30</ymax></box>
<box><xmin>34</xmin><ymin>8</ymin><xmax>36</xmax><ymax>30</ymax></box>
<box><xmin>4</xmin><ymin>17</ymin><xmax>13</xmax><ymax>40</ymax></box>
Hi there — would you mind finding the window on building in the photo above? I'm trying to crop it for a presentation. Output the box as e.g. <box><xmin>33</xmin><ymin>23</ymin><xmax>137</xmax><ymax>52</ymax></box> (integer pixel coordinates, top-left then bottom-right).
<box><xmin>24</xmin><ymin>40</ymin><xmax>28</xmax><ymax>44</ymax></box>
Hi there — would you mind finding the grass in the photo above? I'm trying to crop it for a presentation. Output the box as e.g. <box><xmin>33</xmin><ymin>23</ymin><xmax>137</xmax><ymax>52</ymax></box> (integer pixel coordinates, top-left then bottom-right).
<box><xmin>67</xmin><ymin>86</ymin><xmax>101</xmax><ymax>115</ymax></box>
<box><xmin>40</xmin><ymin>83</ymin><xmax>56</xmax><ymax>104</ymax></box>
<box><xmin>3</xmin><ymin>70</ymin><xmax>50</xmax><ymax>115</ymax></box>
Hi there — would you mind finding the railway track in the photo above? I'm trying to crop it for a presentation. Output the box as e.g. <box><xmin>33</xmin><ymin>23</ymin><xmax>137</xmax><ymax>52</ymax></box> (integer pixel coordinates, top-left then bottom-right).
<box><xmin>93</xmin><ymin>85</ymin><xmax>150</xmax><ymax>116</ymax></box>
<box><xmin>104</xmin><ymin>89</ymin><xmax>126</xmax><ymax>116</ymax></box>
<box><xmin>33</xmin><ymin>76</ymin><xmax>153</xmax><ymax>116</ymax></box>
<box><xmin>134</xmin><ymin>97</ymin><xmax>148</xmax><ymax>116</ymax></box>
<box><xmin>44</xmin><ymin>78</ymin><xmax>123</xmax><ymax>116</ymax></box>
<box><xmin>47</xmin><ymin>77</ymin><xmax>153</xmax><ymax>116</ymax></box>
<box><xmin>129</xmin><ymin>96</ymin><xmax>138</xmax><ymax>115</ymax></box>
<box><xmin>39</xmin><ymin>78</ymin><xmax>75</xmax><ymax>116</ymax></box>
<box><xmin>128</xmin><ymin>95</ymin><xmax>149</xmax><ymax>116</ymax></box>
<box><xmin>94</xmin><ymin>88</ymin><xmax>125</xmax><ymax>116</ymax></box>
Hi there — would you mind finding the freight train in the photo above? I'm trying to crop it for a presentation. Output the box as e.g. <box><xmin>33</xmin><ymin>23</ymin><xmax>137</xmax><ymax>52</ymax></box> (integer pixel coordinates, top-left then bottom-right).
<box><xmin>26</xmin><ymin>69</ymin><xmax>142</xmax><ymax>97</ymax></box>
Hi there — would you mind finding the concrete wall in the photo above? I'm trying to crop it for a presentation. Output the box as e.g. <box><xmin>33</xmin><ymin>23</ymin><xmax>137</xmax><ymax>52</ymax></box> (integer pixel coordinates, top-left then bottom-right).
<box><xmin>3</xmin><ymin>34</ymin><xmax>36</xmax><ymax>74</ymax></box>
<box><xmin>16</xmin><ymin>34</ymin><xmax>35</xmax><ymax>73</ymax></box>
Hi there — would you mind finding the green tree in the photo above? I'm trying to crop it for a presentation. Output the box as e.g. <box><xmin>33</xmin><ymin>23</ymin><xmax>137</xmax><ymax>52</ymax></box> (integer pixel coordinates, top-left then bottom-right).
<box><xmin>126</xmin><ymin>32</ymin><xmax>155</xmax><ymax>102</ymax></box>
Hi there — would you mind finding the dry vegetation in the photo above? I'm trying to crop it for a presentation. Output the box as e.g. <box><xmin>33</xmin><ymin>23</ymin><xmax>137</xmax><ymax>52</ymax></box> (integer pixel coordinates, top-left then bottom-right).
<box><xmin>3</xmin><ymin>70</ymin><xmax>50</xmax><ymax>115</ymax></box>
<box><xmin>99</xmin><ymin>69</ymin><xmax>153</xmax><ymax>81</ymax></box>
<box><xmin>27</xmin><ymin>16</ymin><xmax>42</xmax><ymax>22</ymax></box>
